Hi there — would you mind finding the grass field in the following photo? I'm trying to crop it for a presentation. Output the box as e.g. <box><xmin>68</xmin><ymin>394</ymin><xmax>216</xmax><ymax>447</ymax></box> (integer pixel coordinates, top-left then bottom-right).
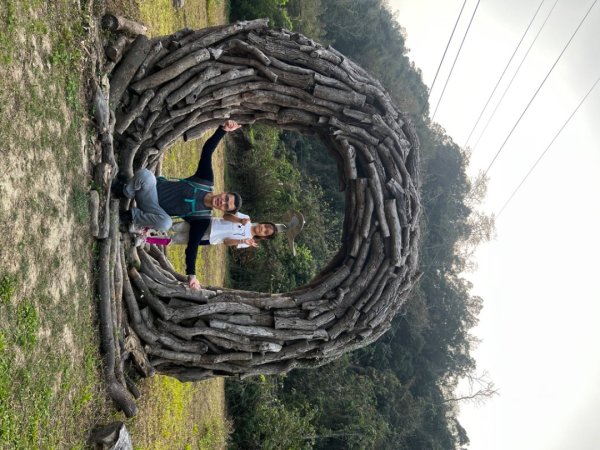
<box><xmin>0</xmin><ymin>0</ymin><xmax>230</xmax><ymax>448</ymax></box>
<box><xmin>0</xmin><ymin>0</ymin><xmax>112</xmax><ymax>447</ymax></box>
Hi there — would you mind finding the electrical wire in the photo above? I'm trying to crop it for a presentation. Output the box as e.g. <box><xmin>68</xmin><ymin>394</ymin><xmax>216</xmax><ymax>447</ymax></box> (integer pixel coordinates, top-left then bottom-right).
<box><xmin>496</xmin><ymin>73</ymin><xmax>600</xmax><ymax>218</ymax></box>
<box><xmin>470</xmin><ymin>0</ymin><xmax>560</xmax><ymax>153</ymax></box>
<box><xmin>463</xmin><ymin>0</ymin><xmax>546</xmax><ymax>148</ymax></box>
<box><xmin>431</xmin><ymin>0</ymin><xmax>482</xmax><ymax>121</ymax></box>
<box><xmin>483</xmin><ymin>0</ymin><xmax>598</xmax><ymax>177</ymax></box>
<box><xmin>425</xmin><ymin>0</ymin><xmax>469</xmax><ymax>111</ymax></box>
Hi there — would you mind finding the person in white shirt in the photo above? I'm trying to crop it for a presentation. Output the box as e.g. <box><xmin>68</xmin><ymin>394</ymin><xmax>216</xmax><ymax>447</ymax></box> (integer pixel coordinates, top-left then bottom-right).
<box><xmin>170</xmin><ymin>212</ymin><xmax>277</xmax><ymax>249</ymax></box>
<box><xmin>144</xmin><ymin>212</ymin><xmax>277</xmax><ymax>290</ymax></box>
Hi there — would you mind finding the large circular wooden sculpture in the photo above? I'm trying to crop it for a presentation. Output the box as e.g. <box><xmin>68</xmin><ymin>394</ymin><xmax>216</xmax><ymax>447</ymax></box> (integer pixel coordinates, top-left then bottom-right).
<box><xmin>91</xmin><ymin>18</ymin><xmax>422</xmax><ymax>416</ymax></box>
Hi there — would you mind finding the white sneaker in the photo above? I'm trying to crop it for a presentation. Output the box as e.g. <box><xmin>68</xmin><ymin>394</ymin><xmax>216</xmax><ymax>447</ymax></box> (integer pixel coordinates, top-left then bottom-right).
<box><xmin>128</xmin><ymin>221</ymin><xmax>144</xmax><ymax>235</ymax></box>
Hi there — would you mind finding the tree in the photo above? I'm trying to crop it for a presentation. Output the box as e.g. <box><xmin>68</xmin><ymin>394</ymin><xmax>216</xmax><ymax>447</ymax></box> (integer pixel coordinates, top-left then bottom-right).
<box><xmin>442</xmin><ymin>371</ymin><xmax>499</xmax><ymax>406</ymax></box>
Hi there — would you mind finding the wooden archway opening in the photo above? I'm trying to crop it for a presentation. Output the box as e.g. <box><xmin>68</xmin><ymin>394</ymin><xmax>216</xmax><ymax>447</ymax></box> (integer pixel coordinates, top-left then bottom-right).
<box><xmin>91</xmin><ymin>18</ymin><xmax>422</xmax><ymax>416</ymax></box>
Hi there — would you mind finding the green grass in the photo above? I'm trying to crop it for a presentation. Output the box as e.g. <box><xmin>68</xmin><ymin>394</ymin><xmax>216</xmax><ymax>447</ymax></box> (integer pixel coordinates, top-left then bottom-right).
<box><xmin>14</xmin><ymin>300</ymin><xmax>39</xmax><ymax>348</ymax></box>
<box><xmin>130</xmin><ymin>376</ymin><xmax>229</xmax><ymax>450</ymax></box>
<box><xmin>0</xmin><ymin>275</ymin><xmax>16</xmax><ymax>305</ymax></box>
<box><xmin>0</xmin><ymin>0</ymin><xmax>18</xmax><ymax>64</ymax></box>
<box><xmin>0</xmin><ymin>280</ymin><xmax>106</xmax><ymax>448</ymax></box>
<box><xmin>71</xmin><ymin>185</ymin><xmax>91</xmax><ymax>224</ymax></box>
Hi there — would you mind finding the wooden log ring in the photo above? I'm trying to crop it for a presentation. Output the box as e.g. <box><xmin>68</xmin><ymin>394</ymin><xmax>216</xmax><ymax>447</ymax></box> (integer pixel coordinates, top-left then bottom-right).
<box><xmin>102</xmin><ymin>19</ymin><xmax>422</xmax><ymax>384</ymax></box>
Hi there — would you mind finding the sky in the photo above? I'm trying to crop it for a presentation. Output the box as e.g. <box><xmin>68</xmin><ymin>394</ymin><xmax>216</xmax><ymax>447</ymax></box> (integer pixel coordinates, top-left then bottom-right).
<box><xmin>387</xmin><ymin>0</ymin><xmax>600</xmax><ymax>449</ymax></box>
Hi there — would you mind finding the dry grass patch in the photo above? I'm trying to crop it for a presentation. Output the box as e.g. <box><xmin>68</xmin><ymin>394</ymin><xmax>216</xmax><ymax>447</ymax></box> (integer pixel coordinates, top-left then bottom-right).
<box><xmin>0</xmin><ymin>0</ymin><xmax>113</xmax><ymax>448</ymax></box>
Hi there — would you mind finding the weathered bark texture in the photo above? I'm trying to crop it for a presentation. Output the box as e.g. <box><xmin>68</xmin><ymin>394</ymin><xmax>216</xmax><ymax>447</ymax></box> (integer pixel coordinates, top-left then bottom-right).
<box><xmin>92</xmin><ymin>18</ymin><xmax>422</xmax><ymax>414</ymax></box>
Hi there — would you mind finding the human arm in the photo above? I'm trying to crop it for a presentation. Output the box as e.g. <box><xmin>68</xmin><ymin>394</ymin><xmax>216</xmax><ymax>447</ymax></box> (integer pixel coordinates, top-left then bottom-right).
<box><xmin>223</xmin><ymin>212</ymin><xmax>250</xmax><ymax>225</ymax></box>
<box><xmin>187</xmin><ymin>274</ymin><xmax>201</xmax><ymax>290</ymax></box>
<box><xmin>184</xmin><ymin>220</ymin><xmax>210</xmax><ymax>278</ymax></box>
<box><xmin>223</xmin><ymin>237</ymin><xmax>258</xmax><ymax>248</ymax></box>
<box><xmin>190</xmin><ymin>120</ymin><xmax>241</xmax><ymax>182</ymax></box>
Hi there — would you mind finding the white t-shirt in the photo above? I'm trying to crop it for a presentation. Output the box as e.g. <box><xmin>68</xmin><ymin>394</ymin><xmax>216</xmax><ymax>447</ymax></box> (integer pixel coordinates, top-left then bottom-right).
<box><xmin>208</xmin><ymin>212</ymin><xmax>253</xmax><ymax>248</ymax></box>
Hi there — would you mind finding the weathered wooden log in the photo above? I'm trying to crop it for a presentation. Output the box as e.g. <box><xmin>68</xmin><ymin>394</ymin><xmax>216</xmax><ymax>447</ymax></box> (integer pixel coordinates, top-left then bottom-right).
<box><xmin>148</xmin><ymin>245</ymin><xmax>188</xmax><ymax>282</ymax></box>
<box><xmin>218</xmin><ymin>55</ymin><xmax>278</xmax><ymax>82</ymax></box>
<box><xmin>176</xmin><ymin>25</ymin><xmax>223</xmax><ymax>47</ymax></box>
<box><xmin>100</xmin><ymin>111</ymin><xmax>117</xmax><ymax>168</ymax></box>
<box><xmin>102</xmin><ymin>14</ymin><xmax>148</xmax><ymax>36</ymax></box>
<box><xmin>138</xmin><ymin>256</ymin><xmax>179</xmax><ymax>288</ymax></box>
<box><xmin>133</xmin><ymin>41</ymin><xmax>164</xmax><ymax>82</ymax></box>
<box><xmin>326</xmin><ymin>307</ymin><xmax>360</xmax><ymax>340</ymax></box>
<box><xmin>118</xmin><ymin>138</ymin><xmax>141</xmax><ymax>181</ymax></box>
<box><xmin>109</xmin><ymin>35</ymin><xmax>152</xmax><ymax>110</ymax></box>
<box><xmin>97</xmin><ymin>238</ymin><xmax>138</xmax><ymax>417</ymax></box>
<box><xmin>128</xmin><ymin>267</ymin><xmax>172</xmax><ymax>320</ymax></box>
<box><xmin>89</xmin><ymin>190</ymin><xmax>100</xmax><ymax>237</ymax></box>
<box><xmin>209</xmin><ymin>319</ymin><xmax>328</xmax><ymax>342</ymax></box>
<box><xmin>209</xmin><ymin>313</ymin><xmax>274</xmax><ymax>327</ymax></box>
<box><xmin>185</xmin><ymin>68</ymin><xmax>257</xmax><ymax>105</ymax></box>
<box><xmin>91</xmin><ymin>78</ymin><xmax>111</xmax><ymax>134</ymax></box>
<box><xmin>159</xmin><ymin>368</ymin><xmax>214</xmax><ymax>383</ymax></box>
<box><xmin>293</xmin><ymin>265</ymin><xmax>351</xmax><ymax>304</ymax></box>
<box><xmin>161</xmin><ymin>27</ymin><xmax>195</xmax><ymax>47</ymax></box>
<box><xmin>227</xmin><ymin>38</ymin><xmax>271</xmax><ymax>65</ymax></box>
<box><xmin>313</xmin><ymin>84</ymin><xmax>366</xmax><ymax>107</ymax></box>
<box><xmin>105</xmin><ymin>34</ymin><xmax>131</xmax><ymax>63</ymax></box>
<box><xmin>171</xmin><ymin>302</ymin><xmax>262</xmax><ymax>321</ymax></box>
<box><xmin>156</xmin><ymin>19</ymin><xmax>269</xmax><ymax>69</ymax></box>
<box><xmin>384</xmin><ymin>199</ymin><xmax>403</xmax><ymax>267</ymax></box>
<box><xmin>166</xmin><ymin>67</ymin><xmax>222</xmax><ymax>107</ymax></box>
<box><xmin>146</xmin><ymin>346</ymin><xmax>252</xmax><ymax>365</ymax></box>
<box><xmin>354</xmin><ymin>262</ymin><xmax>393</xmax><ymax>312</ymax></box>
<box><xmin>115</xmin><ymin>89</ymin><xmax>155</xmax><ymax>135</ymax></box>
<box><xmin>147</xmin><ymin>64</ymin><xmax>208</xmax><ymax>111</ymax></box>
<box><xmin>94</xmin><ymin>163</ymin><xmax>113</xmax><ymax>240</ymax></box>
<box><xmin>131</xmin><ymin>49</ymin><xmax>210</xmax><ymax>93</ymax></box>
<box><xmin>110</xmin><ymin>200</ymin><xmax>123</xmax><ymax>331</ymax></box>
<box><xmin>130</xmin><ymin>49</ymin><xmax>211</xmax><ymax>94</ymax></box>
<box><xmin>337</xmin><ymin>234</ymin><xmax>386</xmax><ymax>310</ymax></box>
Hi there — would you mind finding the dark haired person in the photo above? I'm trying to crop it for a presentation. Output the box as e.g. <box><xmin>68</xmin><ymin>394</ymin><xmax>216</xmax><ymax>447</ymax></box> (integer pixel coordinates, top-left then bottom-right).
<box><xmin>115</xmin><ymin>120</ymin><xmax>242</xmax><ymax>289</ymax></box>
<box><xmin>164</xmin><ymin>213</ymin><xmax>277</xmax><ymax>289</ymax></box>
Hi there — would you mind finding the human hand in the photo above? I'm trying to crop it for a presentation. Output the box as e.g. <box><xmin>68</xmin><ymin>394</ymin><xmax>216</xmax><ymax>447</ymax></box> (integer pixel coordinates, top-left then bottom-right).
<box><xmin>222</xmin><ymin>120</ymin><xmax>241</xmax><ymax>132</ymax></box>
<box><xmin>187</xmin><ymin>276</ymin><xmax>202</xmax><ymax>290</ymax></box>
<box><xmin>240</xmin><ymin>218</ymin><xmax>250</xmax><ymax>225</ymax></box>
<box><xmin>241</xmin><ymin>238</ymin><xmax>259</xmax><ymax>248</ymax></box>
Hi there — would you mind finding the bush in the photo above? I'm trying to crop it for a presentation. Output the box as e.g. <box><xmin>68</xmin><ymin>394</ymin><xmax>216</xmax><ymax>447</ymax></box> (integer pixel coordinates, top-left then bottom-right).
<box><xmin>229</xmin><ymin>0</ymin><xmax>293</xmax><ymax>29</ymax></box>
<box><xmin>226</xmin><ymin>376</ymin><xmax>316</xmax><ymax>449</ymax></box>
<box><xmin>226</xmin><ymin>124</ymin><xmax>341</xmax><ymax>292</ymax></box>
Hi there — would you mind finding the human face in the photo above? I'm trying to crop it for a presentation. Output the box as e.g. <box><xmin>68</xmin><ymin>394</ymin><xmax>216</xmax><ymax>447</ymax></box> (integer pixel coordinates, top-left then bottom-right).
<box><xmin>211</xmin><ymin>192</ymin><xmax>235</xmax><ymax>212</ymax></box>
<box><xmin>254</xmin><ymin>223</ymin><xmax>275</xmax><ymax>238</ymax></box>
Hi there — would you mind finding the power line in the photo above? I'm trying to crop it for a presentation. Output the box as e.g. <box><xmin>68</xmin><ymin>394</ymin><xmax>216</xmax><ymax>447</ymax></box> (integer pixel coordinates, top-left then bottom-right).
<box><xmin>425</xmin><ymin>0</ymin><xmax>469</xmax><ymax>110</ymax></box>
<box><xmin>470</xmin><ymin>0</ymin><xmax>560</xmax><ymax>153</ymax></box>
<box><xmin>496</xmin><ymin>73</ymin><xmax>600</xmax><ymax>218</ymax></box>
<box><xmin>483</xmin><ymin>0</ymin><xmax>598</xmax><ymax>177</ymax></box>
<box><xmin>463</xmin><ymin>0</ymin><xmax>546</xmax><ymax>148</ymax></box>
<box><xmin>431</xmin><ymin>0</ymin><xmax>482</xmax><ymax>121</ymax></box>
